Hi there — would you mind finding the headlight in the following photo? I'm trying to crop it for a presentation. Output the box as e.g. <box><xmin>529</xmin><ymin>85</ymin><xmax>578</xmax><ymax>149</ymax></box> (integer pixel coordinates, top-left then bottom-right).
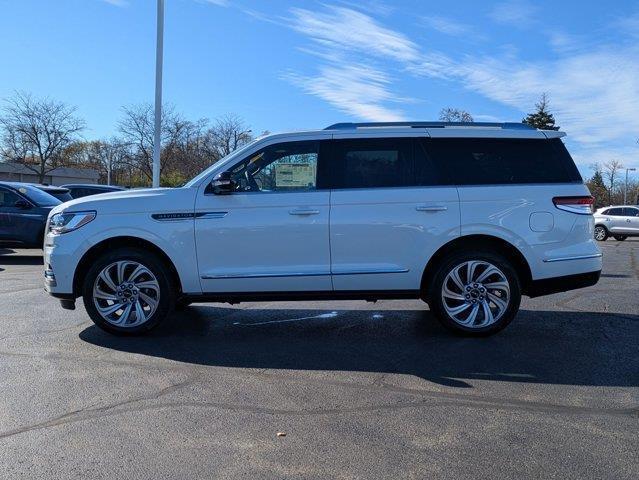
<box><xmin>48</xmin><ymin>211</ymin><xmax>96</xmax><ymax>235</ymax></box>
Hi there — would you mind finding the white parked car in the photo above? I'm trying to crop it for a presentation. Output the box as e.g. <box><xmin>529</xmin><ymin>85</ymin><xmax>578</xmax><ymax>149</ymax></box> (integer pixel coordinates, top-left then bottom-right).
<box><xmin>44</xmin><ymin>121</ymin><xmax>602</xmax><ymax>336</ymax></box>
<box><xmin>593</xmin><ymin>205</ymin><xmax>639</xmax><ymax>241</ymax></box>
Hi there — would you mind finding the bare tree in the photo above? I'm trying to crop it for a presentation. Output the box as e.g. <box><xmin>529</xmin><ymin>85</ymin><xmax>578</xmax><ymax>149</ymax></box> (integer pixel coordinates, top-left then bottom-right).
<box><xmin>63</xmin><ymin>139</ymin><xmax>128</xmax><ymax>185</ymax></box>
<box><xmin>439</xmin><ymin>108</ymin><xmax>473</xmax><ymax>123</ymax></box>
<box><xmin>602</xmin><ymin>159</ymin><xmax>623</xmax><ymax>205</ymax></box>
<box><xmin>0</xmin><ymin>92</ymin><xmax>85</xmax><ymax>183</ymax></box>
<box><xmin>206</xmin><ymin>114</ymin><xmax>253</xmax><ymax>158</ymax></box>
<box><xmin>117</xmin><ymin>103</ymin><xmax>194</xmax><ymax>183</ymax></box>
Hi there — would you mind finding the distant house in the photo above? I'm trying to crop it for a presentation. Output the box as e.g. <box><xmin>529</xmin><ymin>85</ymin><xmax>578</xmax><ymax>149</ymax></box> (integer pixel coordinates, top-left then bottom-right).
<box><xmin>0</xmin><ymin>162</ymin><xmax>99</xmax><ymax>186</ymax></box>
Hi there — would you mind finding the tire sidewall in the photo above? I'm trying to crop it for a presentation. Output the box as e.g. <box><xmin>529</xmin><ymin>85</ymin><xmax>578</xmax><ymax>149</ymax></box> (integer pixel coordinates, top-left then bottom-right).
<box><xmin>428</xmin><ymin>251</ymin><xmax>521</xmax><ymax>336</ymax></box>
<box><xmin>82</xmin><ymin>248</ymin><xmax>175</xmax><ymax>335</ymax></box>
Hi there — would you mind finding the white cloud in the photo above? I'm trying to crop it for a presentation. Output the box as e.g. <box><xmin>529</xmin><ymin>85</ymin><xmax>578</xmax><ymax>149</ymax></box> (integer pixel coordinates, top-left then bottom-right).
<box><xmin>421</xmin><ymin>15</ymin><xmax>473</xmax><ymax>36</ymax></box>
<box><xmin>283</xmin><ymin>64</ymin><xmax>406</xmax><ymax>121</ymax></box>
<box><xmin>489</xmin><ymin>0</ymin><xmax>537</xmax><ymax>26</ymax></box>
<box><xmin>289</xmin><ymin>6</ymin><xmax>419</xmax><ymax>62</ymax></box>
<box><xmin>101</xmin><ymin>0</ymin><xmax>128</xmax><ymax>7</ymax></box>
<box><xmin>282</xmin><ymin>6</ymin><xmax>417</xmax><ymax>121</ymax></box>
<box><xmin>202</xmin><ymin>0</ymin><xmax>229</xmax><ymax>6</ymax></box>
<box><xmin>413</xmin><ymin>45</ymin><xmax>639</xmax><ymax>145</ymax></box>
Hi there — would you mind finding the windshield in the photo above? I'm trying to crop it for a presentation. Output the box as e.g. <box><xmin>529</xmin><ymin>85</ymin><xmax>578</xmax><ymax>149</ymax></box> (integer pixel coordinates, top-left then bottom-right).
<box><xmin>17</xmin><ymin>185</ymin><xmax>62</xmax><ymax>207</ymax></box>
<box><xmin>184</xmin><ymin>139</ymin><xmax>260</xmax><ymax>188</ymax></box>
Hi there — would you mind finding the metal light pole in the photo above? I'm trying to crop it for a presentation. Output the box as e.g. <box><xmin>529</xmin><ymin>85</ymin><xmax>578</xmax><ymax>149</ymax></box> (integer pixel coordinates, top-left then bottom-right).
<box><xmin>152</xmin><ymin>0</ymin><xmax>164</xmax><ymax>188</ymax></box>
<box><xmin>624</xmin><ymin>168</ymin><xmax>636</xmax><ymax>205</ymax></box>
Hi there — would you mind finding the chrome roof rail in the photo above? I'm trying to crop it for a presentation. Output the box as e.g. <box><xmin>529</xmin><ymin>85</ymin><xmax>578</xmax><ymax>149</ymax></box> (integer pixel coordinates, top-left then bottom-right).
<box><xmin>324</xmin><ymin>121</ymin><xmax>537</xmax><ymax>130</ymax></box>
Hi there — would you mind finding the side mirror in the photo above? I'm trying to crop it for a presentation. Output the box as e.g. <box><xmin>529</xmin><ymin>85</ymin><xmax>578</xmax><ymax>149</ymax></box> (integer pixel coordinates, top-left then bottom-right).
<box><xmin>14</xmin><ymin>199</ymin><xmax>31</xmax><ymax>209</ymax></box>
<box><xmin>210</xmin><ymin>171</ymin><xmax>236</xmax><ymax>195</ymax></box>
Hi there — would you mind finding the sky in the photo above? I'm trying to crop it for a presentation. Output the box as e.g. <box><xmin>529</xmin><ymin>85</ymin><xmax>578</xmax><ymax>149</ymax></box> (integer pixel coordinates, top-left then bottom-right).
<box><xmin>0</xmin><ymin>0</ymin><xmax>638</xmax><ymax>177</ymax></box>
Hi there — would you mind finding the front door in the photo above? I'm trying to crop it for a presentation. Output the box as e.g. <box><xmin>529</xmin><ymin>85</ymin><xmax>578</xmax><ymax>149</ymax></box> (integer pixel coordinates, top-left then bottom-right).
<box><xmin>0</xmin><ymin>187</ymin><xmax>40</xmax><ymax>245</ymax></box>
<box><xmin>194</xmin><ymin>140</ymin><xmax>332</xmax><ymax>293</ymax></box>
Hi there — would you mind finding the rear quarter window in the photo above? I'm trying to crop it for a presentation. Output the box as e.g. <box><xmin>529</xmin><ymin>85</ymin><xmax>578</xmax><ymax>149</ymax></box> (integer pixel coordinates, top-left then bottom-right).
<box><xmin>425</xmin><ymin>138</ymin><xmax>582</xmax><ymax>185</ymax></box>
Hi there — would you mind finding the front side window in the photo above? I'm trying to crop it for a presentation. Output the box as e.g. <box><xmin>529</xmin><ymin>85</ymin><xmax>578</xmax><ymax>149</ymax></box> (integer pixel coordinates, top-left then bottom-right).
<box><xmin>230</xmin><ymin>141</ymin><xmax>319</xmax><ymax>193</ymax></box>
<box><xmin>607</xmin><ymin>208</ymin><xmax>624</xmax><ymax>216</ymax></box>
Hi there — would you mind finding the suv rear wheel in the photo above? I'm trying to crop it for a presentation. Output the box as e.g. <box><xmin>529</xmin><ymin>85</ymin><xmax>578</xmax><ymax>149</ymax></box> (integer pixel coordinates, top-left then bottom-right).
<box><xmin>427</xmin><ymin>251</ymin><xmax>521</xmax><ymax>336</ymax></box>
<box><xmin>82</xmin><ymin>248</ymin><xmax>175</xmax><ymax>335</ymax></box>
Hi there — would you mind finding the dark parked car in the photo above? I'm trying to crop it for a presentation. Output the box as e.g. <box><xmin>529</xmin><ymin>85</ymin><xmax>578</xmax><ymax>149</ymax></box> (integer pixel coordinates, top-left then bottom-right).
<box><xmin>31</xmin><ymin>184</ymin><xmax>73</xmax><ymax>202</ymax></box>
<box><xmin>62</xmin><ymin>184</ymin><xmax>125</xmax><ymax>199</ymax></box>
<box><xmin>0</xmin><ymin>182</ymin><xmax>61</xmax><ymax>248</ymax></box>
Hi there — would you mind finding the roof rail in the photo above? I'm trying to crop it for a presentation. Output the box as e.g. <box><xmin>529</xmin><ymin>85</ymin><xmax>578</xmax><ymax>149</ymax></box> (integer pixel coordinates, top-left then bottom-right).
<box><xmin>324</xmin><ymin>121</ymin><xmax>536</xmax><ymax>131</ymax></box>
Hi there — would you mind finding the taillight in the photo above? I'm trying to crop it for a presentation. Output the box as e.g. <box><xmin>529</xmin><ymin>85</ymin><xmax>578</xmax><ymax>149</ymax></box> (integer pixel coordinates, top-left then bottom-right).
<box><xmin>552</xmin><ymin>196</ymin><xmax>594</xmax><ymax>215</ymax></box>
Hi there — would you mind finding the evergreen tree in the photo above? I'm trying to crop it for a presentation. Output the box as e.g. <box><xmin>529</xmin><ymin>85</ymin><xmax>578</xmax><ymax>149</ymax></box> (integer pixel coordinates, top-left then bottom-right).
<box><xmin>522</xmin><ymin>93</ymin><xmax>558</xmax><ymax>130</ymax></box>
<box><xmin>585</xmin><ymin>168</ymin><xmax>608</xmax><ymax>208</ymax></box>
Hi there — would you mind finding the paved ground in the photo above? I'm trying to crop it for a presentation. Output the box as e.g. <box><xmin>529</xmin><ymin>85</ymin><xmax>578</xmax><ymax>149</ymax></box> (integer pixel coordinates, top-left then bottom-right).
<box><xmin>0</xmin><ymin>241</ymin><xmax>638</xmax><ymax>479</ymax></box>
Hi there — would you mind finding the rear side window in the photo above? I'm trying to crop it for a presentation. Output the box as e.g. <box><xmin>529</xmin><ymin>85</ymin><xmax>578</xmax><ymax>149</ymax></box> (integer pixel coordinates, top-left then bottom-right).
<box><xmin>329</xmin><ymin>138</ymin><xmax>444</xmax><ymax>189</ymax></box>
<box><xmin>607</xmin><ymin>208</ymin><xmax>624</xmax><ymax>216</ymax></box>
<box><xmin>424</xmin><ymin>138</ymin><xmax>582</xmax><ymax>185</ymax></box>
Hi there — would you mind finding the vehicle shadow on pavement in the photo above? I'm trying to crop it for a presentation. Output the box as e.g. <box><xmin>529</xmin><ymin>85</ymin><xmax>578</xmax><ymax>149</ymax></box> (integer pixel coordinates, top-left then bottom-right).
<box><xmin>79</xmin><ymin>307</ymin><xmax>639</xmax><ymax>389</ymax></box>
<box><xmin>0</xmin><ymin>249</ymin><xmax>43</xmax><ymax>266</ymax></box>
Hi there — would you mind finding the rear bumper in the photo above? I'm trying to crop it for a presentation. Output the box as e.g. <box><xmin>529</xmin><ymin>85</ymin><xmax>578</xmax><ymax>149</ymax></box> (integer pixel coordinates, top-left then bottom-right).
<box><xmin>526</xmin><ymin>270</ymin><xmax>601</xmax><ymax>298</ymax></box>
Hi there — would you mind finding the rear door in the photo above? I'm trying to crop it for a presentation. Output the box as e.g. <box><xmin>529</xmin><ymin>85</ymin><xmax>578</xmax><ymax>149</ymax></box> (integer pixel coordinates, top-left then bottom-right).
<box><xmin>327</xmin><ymin>135</ymin><xmax>460</xmax><ymax>292</ymax></box>
<box><xmin>622</xmin><ymin>207</ymin><xmax>639</xmax><ymax>233</ymax></box>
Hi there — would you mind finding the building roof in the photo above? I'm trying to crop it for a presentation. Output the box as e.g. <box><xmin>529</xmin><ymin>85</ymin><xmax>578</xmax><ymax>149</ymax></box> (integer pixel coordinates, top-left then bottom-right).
<box><xmin>0</xmin><ymin>162</ymin><xmax>99</xmax><ymax>180</ymax></box>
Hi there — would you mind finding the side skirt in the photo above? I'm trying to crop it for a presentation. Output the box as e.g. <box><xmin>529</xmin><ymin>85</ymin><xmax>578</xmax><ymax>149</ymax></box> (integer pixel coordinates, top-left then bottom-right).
<box><xmin>181</xmin><ymin>290</ymin><xmax>422</xmax><ymax>304</ymax></box>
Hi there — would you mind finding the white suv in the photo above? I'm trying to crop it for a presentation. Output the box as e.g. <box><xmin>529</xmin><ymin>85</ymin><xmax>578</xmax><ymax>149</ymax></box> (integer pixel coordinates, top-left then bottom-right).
<box><xmin>593</xmin><ymin>206</ymin><xmax>639</xmax><ymax>241</ymax></box>
<box><xmin>44</xmin><ymin>122</ymin><xmax>602</xmax><ymax>336</ymax></box>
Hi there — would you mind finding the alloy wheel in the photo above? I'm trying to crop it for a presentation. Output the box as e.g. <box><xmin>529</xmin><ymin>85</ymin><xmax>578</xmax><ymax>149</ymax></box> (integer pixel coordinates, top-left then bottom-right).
<box><xmin>93</xmin><ymin>260</ymin><xmax>160</xmax><ymax>328</ymax></box>
<box><xmin>594</xmin><ymin>226</ymin><xmax>607</xmax><ymax>241</ymax></box>
<box><xmin>441</xmin><ymin>260</ymin><xmax>510</xmax><ymax>329</ymax></box>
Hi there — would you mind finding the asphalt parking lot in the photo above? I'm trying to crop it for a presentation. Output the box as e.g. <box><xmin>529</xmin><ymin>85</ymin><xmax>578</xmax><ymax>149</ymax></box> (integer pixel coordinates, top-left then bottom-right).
<box><xmin>0</xmin><ymin>241</ymin><xmax>637</xmax><ymax>479</ymax></box>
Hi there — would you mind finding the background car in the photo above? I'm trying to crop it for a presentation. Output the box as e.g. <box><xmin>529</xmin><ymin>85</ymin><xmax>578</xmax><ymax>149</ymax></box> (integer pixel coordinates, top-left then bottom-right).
<box><xmin>62</xmin><ymin>184</ymin><xmax>125</xmax><ymax>199</ymax></box>
<box><xmin>0</xmin><ymin>181</ymin><xmax>61</xmax><ymax>248</ymax></box>
<box><xmin>593</xmin><ymin>206</ymin><xmax>639</xmax><ymax>241</ymax></box>
<box><xmin>31</xmin><ymin>184</ymin><xmax>73</xmax><ymax>202</ymax></box>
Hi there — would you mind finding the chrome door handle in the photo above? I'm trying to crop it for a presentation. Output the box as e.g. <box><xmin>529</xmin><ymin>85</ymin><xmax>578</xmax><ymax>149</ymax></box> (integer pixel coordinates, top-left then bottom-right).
<box><xmin>289</xmin><ymin>209</ymin><xmax>320</xmax><ymax>215</ymax></box>
<box><xmin>416</xmin><ymin>205</ymin><xmax>447</xmax><ymax>212</ymax></box>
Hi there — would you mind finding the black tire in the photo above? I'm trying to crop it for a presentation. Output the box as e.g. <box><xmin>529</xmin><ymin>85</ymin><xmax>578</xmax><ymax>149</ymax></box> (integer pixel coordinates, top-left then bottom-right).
<box><xmin>594</xmin><ymin>225</ymin><xmax>608</xmax><ymax>241</ymax></box>
<box><xmin>613</xmin><ymin>235</ymin><xmax>627</xmax><ymax>241</ymax></box>
<box><xmin>82</xmin><ymin>247</ymin><xmax>176</xmax><ymax>335</ymax></box>
<box><xmin>426</xmin><ymin>250</ymin><xmax>521</xmax><ymax>336</ymax></box>
<box><xmin>174</xmin><ymin>298</ymin><xmax>192</xmax><ymax>311</ymax></box>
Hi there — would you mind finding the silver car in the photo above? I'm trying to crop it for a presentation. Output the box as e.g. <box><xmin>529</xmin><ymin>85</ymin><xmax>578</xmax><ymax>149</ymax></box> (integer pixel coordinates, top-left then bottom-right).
<box><xmin>593</xmin><ymin>206</ymin><xmax>639</xmax><ymax>241</ymax></box>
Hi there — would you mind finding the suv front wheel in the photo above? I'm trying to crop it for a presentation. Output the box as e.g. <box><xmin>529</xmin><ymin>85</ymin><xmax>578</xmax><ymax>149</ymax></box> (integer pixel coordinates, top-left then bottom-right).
<box><xmin>82</xmin><ymin>248</ymin><xmax>176</xmax><ymax>335</ymax></box>
<box><xmin>427</xmin><ymin>251</ymin><xmax>521</xmax><ymax>336</ymax></box>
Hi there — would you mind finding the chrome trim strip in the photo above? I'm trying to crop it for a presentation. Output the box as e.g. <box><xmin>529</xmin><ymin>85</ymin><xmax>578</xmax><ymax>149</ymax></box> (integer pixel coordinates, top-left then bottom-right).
<box><xmin>201</xmin><ymin>268</ymin><xmax>409</xmax><ymax>280</ymax></box>
<box><xmin>202</xmin><ymin>271</ymin><xmax>331</xmax><ymax>280</ymax></box>
<box><xmin>332</xmin><ymin>268</ymin><xmax>409</xmax><ymax>275</ymax></box>
<box><xmin>195</xmin><ymin>212</ymin><xmax>228</xmax><ymax>219</ymax></box>
<box><xmin>543</xmin><ymin>253</ymin><xmax>603</xmax><ymax>263</ymax></box>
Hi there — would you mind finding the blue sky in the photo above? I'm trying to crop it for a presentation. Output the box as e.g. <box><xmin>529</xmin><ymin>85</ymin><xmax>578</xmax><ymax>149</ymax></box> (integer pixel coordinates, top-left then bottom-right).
<box><xmin>1</xmin><ymin>0</ymin><xmax>638</xmax><ymax>175</ymax></box>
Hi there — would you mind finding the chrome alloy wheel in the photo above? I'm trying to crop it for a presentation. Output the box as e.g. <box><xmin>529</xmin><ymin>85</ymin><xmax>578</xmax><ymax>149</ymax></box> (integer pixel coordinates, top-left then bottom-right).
<box><xmin>441</xmin><ymin>260</ymin><xmax>510</xmax><ymax>328</ymax></box>
<box><xmin>594</xmin><ymin>226</ymin><xmax>607</xmax><ymax>241</ymax></box>
<box><xmin>93</xmin><ymin>260</ymin><xmax>160</xmax><ymax>328</ymax></box>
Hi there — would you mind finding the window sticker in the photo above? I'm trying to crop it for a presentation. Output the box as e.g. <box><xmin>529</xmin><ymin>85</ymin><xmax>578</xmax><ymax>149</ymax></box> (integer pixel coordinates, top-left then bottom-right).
<box><xmin>275</xmin><ymin>163</ymin><xmax>316</xmax><ymax>188</ymax></box>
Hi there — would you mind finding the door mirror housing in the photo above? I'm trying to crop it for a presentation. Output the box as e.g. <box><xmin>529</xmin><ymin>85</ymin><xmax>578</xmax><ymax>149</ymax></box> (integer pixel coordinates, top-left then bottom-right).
<box><xmin>14</xmin><ymin>199</ymin><xmax>31</xmax><ymax>209</ymax></box>
<box><xmin>210</xmin><ymin>171</ymin><xmax>236</xmax><ymax>195</ymax></box>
